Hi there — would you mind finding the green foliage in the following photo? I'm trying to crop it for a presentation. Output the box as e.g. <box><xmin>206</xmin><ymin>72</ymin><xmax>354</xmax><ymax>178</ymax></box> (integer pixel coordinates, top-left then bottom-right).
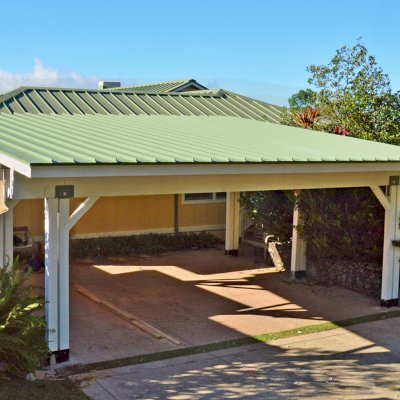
<box><xmin>288</xmin><ymin>89</ymin><xmax>316</xmax><ymax>110</ymax></box>
<box><xmin>308</xmin><ymin>40</ymin><xmax>400</xmax><ymax>142</ymax></box>
<box><xmin>0</xmin><ymin>263</ymin><xmax>49</xmax><ymax>377</ymax></box>
<box><xmin>297</xmin><ymin>188</ymin><xmax>384</xmax><ymax>262</ymax></box>
<box><xmin>278</xmin><ymin>41</ymin><xmax>395</xmax><ymax>269</ymax></box>
<box><xmin>0</xmin><ymin>379</ymin><xmax>89</xmax><ymax>400</ymax></box>
<box><xmin>285</xmin><ymin>39</ymin><xmax>400</xmax><ymax>142</ymax></box>
<box><xmin>71</xmin><ymin>231</ymin><xmax>222</xmax><ymax>259</ymax></box>
<box><xmin>240</xmin><ymin>191</ymin><xmax>295</xmax><ymax>242</ymax></box>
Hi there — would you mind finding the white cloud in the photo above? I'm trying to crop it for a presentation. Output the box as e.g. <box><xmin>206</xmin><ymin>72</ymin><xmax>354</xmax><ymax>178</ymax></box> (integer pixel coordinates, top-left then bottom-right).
<box><xmin>0</xmin><ymin>58</ymin><xmax>99</xmax><ymax>93</ymax></box>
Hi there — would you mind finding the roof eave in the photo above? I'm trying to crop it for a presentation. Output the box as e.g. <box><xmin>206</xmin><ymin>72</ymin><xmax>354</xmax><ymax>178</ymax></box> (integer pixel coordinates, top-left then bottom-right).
<box><xmin>0</xmin><ymin>154</ymin><xmax>31</xmax><ymax>177</ymax></box>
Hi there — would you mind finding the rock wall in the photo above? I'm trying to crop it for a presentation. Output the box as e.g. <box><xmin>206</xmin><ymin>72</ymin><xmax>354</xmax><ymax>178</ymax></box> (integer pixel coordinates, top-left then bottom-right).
<box><xmin>306</xmin><ymin>258</ymin><xmax>382</xmax><ymax>298</ymax></box>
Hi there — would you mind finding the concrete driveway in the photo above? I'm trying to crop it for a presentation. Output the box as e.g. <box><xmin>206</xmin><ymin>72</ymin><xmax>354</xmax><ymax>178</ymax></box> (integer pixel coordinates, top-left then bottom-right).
<box><xmin>75</xmin><ymin>316</ymin><xmax>400</xmax><ymax>399</ymax></box>
<box><xmin>70</xmin><ymin>247</ymin><xmax>382</xmax><ymax>364</ymax></box>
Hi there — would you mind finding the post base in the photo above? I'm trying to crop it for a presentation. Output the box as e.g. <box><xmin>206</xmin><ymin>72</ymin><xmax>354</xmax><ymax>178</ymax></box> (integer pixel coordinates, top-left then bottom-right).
<box><xmin>381</xmin><ymin>299</ymin><xmax>399</xmax><ymax>308</ymax></box>
<box><xmin>225</xmin><ymin>249</ymin><xmax>239</xmax><ymax>256</ymax></box>
<box><xmin>54</xmin><ymin>349</ymin><xmax>69</xmax><ymax>363</ymax></box>
<box><xmin>291</xmin><ymin>271</ymin><xmax>307</xmax><ymax>279</ymax></box>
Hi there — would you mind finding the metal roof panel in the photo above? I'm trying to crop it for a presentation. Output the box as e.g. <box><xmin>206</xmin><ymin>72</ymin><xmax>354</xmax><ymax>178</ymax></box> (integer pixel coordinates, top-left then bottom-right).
<box><xmin>0</xmin><ymin>114</ymin><xmax>398</xmax><ymax>167</ymax></box>
<box><xmin>0</xmin><ymin>87</ymin><xmax>283</xmax><ymax>122</ymax></box>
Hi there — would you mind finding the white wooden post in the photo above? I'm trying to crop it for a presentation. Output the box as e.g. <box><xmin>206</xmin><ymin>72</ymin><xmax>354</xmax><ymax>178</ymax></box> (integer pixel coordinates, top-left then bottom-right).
<box><xmin>44</xmin><ymin>198</ymin><xmax>59</xmax><ymax>353</ymax></box>
<box><xmin>44</xmin><ymin>195</ymin><xmax>98</xmax><ymax>362</ymax></box>
<box><xmin>3</xmin><ymin>200</ymin><xmax>19</xmax><ymax>266</ymax></box>
<box><xmin>58</xmin><ymin>198</ymin><xmax>70</xmax><ymax>353</ymax></box>
<box><xmin>291</xmin><ymin>191</ymin><xmax>306</xmax><ymax>278</ymax></box>
<box><xmin>381</xmin><ymin>184</ymin><xmax>400</xmax><ymax>307</ymax></box>
<box><xmin>290</xmin><ymin>202</ymin><xmax>307</xmax><ymax>279</ymax></box>
<box><xmin>225</xmin><ymin>192</ymin><xmax>240</xmax><ymax>255</ymax></box>
<box><xmin>0</xmin><ymin>215</ymin><xmax>4</xmax><ymax>266</ymax></box>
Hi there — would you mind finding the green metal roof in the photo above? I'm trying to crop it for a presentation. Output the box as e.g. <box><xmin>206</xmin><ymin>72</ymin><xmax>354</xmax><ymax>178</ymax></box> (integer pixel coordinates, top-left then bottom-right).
<box><xmin>0</xmin><ymin>113</ymin><xmax>399</xmax><ymax>167</ymax></box>
<box><xmin>0</xmin><ymin>87</ymin><xmax>282</xmax><ymax>123</ymax></box>
<box><xmin>114</xmin><ymin>79</ymin><xmax>207</xmax><ymax>93</ymax></box>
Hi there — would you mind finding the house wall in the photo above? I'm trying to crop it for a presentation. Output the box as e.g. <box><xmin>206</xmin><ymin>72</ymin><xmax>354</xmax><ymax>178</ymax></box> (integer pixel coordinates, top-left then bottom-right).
<box><xmin>13</xmin><ymin>194</ymin><xmax>226</xmax><ymax>240</ymax></box>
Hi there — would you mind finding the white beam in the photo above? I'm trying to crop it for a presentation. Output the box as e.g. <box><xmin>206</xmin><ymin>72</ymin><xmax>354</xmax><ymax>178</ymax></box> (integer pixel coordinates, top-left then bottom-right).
<box><xmin>381</xmin><ymin>185</ymin><xmax>400</xmax><ymax>307</ymax></box>
<box><xmin>44</xmin><ymin>198</ymin><xmax>59</xmax><ymax>352</ymax></box>
<box><xmin>67</xmin><ymin>197</ymin><xmax>99</xmax><ymax>230</ymax></box>
<box><xmin>370</xmin><ymin>185</ymin><xmax>390</xmax><ymax>210</ymax></box>
<box><xmin>225</xmin><ymin>192</ymin><xmax>240</xmax><ymax>255</ymax></box>
<box><xmin>13</xmin><ymin>171</ymin><xmax>397</xmax><ymax>200</ymax></box>
<box><xmin>290</xmin><ymin>194</ymin><xmax>307</xmax><ymax>278</ymax></box>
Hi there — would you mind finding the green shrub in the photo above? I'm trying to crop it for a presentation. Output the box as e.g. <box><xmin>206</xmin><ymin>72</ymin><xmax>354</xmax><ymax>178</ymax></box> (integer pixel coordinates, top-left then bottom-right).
<box><xmin>240</xmin><ymin>191</ymin><xmax>295</xmax><ymax>242</ymax></box>
<box><xmin>239</xmin><ymin>188</ymin><xmax>384</xmax><ymax>265</ymax></box>
<box><xmin>70</xmin><ymin>231</ymin><xmax>222</xmax><ymax>259</ymax></box>
<box><xmin>0</xmin><ymin>263</ymin><xmax>49</xmax><ymax>377</ymax></box>
<box><xmin>298</xmin><ymin>188</ymin><xmax>384</xmax><ymax>263</ymax></box>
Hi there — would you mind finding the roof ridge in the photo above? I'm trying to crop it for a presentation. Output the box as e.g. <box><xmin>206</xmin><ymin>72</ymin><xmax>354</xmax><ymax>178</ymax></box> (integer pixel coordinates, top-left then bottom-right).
<box><xmin>121</xmin><ymin>78</ymin><xmax>194</xmax><ymax>89</ymax></box>
<box><xmin>0</xmin><ymin>86</ymin><xmax>221</xmax><ymax>97</ymax></box>
<box><xmin>114</xmin><ymin>78</ymin><xmax>208</xmax><ymax>93</ymax></box>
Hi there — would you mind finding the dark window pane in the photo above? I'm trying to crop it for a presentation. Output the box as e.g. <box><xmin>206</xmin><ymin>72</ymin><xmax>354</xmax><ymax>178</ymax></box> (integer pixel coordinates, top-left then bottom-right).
<box><xmin>216</xmin><ymin>192</ymin><xmax>227</xmax><ymax>199</ymax></box>
<box><xmin>184</xmin><ymin>193</ymin><xmax>213</xmax><ymax>201</ymax></box>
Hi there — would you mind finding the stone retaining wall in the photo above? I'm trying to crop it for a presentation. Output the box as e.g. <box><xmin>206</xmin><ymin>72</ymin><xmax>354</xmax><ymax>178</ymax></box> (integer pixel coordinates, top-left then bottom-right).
<box><xmin>306</xmin><ymin>258</ymin><xmax>382</xmax><ymax>298</ymax></box>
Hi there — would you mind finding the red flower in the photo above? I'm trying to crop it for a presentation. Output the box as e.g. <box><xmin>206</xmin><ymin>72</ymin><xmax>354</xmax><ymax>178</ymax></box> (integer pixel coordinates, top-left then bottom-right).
<box><xmin>334</xmin><ymin>126</ymin><xmax>350</xmax><ymax>136</ymax></box>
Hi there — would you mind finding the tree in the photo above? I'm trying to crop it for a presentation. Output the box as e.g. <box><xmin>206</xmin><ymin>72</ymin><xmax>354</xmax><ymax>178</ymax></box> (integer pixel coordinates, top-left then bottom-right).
<box><xmin>288</xmin><ymin>40</ymin><xmax>400</xmax><ymax>144</ymax></box>
<box><xmin>248</xmin><ymin>41</ymin><xmax>396</xmax><ymax>269</ymax></box>
<box><xmin>288</xmin><ymin>89</ymin><xmax>316</xmax><ymax>110</ymax></box>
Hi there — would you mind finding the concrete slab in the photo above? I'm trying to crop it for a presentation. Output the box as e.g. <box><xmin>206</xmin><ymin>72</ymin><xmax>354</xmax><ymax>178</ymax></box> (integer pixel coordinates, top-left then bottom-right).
<box><xmin>69</xmin><ymin>248</ymin><xmax>383</xmax><ymax>364</ymax></box>
<box><xmin>77</xmin><ymin>317</ymin><xmax>400</xmax><ymax>400</ymax></box>
<box><xmin>69</xmin><ymin>290</ymin><xmax>180</xmax><ymax>364</ymax></box>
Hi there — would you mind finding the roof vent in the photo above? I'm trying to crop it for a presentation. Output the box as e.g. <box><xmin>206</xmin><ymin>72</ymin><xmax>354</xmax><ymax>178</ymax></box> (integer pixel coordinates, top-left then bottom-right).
<box><xmin>98</xmin><ymin>81</ymin><xmax>121</xmax><ymax>90</ymax></box>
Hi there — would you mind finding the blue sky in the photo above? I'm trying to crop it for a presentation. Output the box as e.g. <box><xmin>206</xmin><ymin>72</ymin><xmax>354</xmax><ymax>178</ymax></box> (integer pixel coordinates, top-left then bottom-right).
<box><xmin>1</xmin><ymin>0</ymin><xmax>399</xmax><ymax>104</ymax></box>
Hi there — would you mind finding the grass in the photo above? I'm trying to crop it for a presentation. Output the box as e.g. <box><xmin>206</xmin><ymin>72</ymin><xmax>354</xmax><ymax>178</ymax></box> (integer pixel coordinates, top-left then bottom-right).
<box><xmin>60</xmin><ymin>308</ymin><xmax>400</xmax><ymax>377</ymax></box>
<box><xmin>0</xmin><ymin>377</ymin><xmax>89</xmax><ymax>400</ymax></box>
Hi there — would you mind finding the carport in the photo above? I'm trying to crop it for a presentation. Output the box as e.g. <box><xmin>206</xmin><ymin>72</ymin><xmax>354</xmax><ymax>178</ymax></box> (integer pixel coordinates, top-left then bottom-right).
<box><xmin>0</xmin><ymin>113</ymin><xmax>400</xmax><ymax>362</ymax></box>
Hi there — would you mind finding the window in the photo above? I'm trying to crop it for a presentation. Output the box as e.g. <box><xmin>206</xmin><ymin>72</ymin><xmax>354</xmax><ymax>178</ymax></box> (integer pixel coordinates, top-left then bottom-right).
<box><xmin>183</xmin><ymin>192</ymin><xmax>227</xmax><ymax>204</ymax></box>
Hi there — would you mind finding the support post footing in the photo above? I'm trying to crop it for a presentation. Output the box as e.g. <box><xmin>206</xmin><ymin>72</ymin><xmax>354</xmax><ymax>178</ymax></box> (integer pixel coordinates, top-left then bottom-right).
<box><xmin>53</xmin><ymin>349</ymin><xmax>69</xmax><ymax>364</ymax></box>
<box><xmin>381</xmin><ymin>299</ymin><xmax>399</xmax><ymax>308</ymax></box>
<box><xmin>225</xmin><ymin>249</ymin><xmax>239</xmax><ymax>256</ymax></box>
<box><xmin>291</xmin><ymin>271</ymin><xmax>307</xmax><ymax>280</ymax></box>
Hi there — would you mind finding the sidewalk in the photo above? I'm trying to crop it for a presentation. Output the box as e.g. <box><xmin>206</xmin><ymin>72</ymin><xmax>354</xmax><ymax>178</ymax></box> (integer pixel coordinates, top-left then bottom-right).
<box><xmin>73</xmin><ymin>316</ymin><xmax>400</xmax><ymax>399</ymax></box>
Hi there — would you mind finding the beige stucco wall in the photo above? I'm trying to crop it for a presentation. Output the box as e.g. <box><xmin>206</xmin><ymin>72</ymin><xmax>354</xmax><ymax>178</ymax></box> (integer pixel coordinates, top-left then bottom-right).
<box><xmin>13</xmin><ymin>194</ymin><xmax>226</xmax><ymax>240</ymax></box>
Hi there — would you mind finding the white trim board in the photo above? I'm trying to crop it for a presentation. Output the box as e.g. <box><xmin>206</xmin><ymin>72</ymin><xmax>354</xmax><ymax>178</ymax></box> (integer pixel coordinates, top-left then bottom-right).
<box><xmin>0</xmin><ymin>156</ymin><xmax>31</xmax><ymax>177</ymax></box>
<box><xmin>30</xmin><ymin>162</ymin><xmax>400</xmax><ymax>179</ymax></box>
